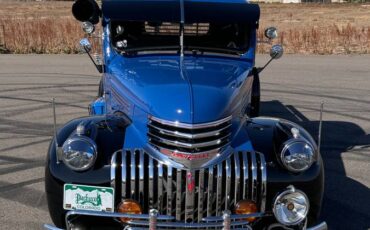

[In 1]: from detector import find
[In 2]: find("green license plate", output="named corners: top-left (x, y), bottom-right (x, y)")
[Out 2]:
top-left (63, 184), bottom-right (114, 212)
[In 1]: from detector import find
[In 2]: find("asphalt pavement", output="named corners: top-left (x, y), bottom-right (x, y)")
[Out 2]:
top-left (0, 54), bottom-right (369, 230)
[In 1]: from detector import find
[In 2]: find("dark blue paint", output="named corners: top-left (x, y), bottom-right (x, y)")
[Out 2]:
top-left (102, 0), bottom-right (260, 25)
top-left (96, 0), bottom-right (262, 152)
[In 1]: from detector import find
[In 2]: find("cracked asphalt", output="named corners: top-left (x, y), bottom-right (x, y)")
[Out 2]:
top-left (0, 54), bottom-right (369, 230)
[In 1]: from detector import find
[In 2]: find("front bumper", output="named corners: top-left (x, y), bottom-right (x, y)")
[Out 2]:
top-left (43, 209), bottom-right (327, 230)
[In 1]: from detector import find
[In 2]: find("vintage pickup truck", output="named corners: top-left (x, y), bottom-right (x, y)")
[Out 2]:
top-left (44, 0), bottom-right (327, 229)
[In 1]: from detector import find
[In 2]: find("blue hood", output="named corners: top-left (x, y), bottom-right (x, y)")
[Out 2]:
top-left (108, 55), bottom-right (253, 123)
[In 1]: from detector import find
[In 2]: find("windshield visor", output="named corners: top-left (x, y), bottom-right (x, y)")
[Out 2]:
top-left (110, 21), bottom-right (251, 55)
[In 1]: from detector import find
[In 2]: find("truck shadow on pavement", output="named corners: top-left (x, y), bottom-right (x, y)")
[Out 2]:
top-left (260, 100), bottom-right (370, 230)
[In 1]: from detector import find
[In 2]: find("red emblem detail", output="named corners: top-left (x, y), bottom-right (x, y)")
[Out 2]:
top-left (160, 149), bottom-right (210, 160)
top-left (187, 172), bottom-right (195, 193)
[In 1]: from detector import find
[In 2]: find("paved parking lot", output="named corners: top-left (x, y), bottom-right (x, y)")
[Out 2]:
top-left (0, 54), bottom-right (369, 229)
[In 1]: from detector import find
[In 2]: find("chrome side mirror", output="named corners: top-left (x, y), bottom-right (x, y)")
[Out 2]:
top-left (79, 38), bottom-right (92, 53)
top-left (82, 21), bottom-right (95, 35)
top-left (265, 27), bottom-right (278, 40)
top-left (270, 44), bottom-right (284, 59)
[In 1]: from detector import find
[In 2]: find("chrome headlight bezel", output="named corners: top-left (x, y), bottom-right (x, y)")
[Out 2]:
top-left (280, 139), bottom-right (316, 173)
top-left (61, 136), bottom-right (98, 171)
top-left (273, 186), bottom-right (309, 226)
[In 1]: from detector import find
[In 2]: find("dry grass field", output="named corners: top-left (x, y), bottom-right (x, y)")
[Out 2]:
top-left (0, 1), bottom-right (369, 54)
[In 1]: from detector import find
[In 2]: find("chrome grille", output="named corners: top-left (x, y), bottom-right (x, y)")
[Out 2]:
top-left (147, 116), bottom-right (232, 154)
top-left (111, 149), bottom-right (267, 223)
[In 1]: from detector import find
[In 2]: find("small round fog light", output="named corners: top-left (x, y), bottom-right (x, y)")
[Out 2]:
top-left (273, 186), bottom-right (309, 226)
top-left (235, 200), bottom-right (258, 222)
top-left (117, 199), bottom-right (142, 223)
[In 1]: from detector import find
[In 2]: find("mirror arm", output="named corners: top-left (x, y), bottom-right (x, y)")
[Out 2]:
top-left (84, 47), bottom-right (103, 73)
top-left (257, 39), bottom-right (272, 44)
top-left (257, 53), bottom-right (277, 74)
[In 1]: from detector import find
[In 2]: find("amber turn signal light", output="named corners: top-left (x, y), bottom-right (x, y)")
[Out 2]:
top-left (235, 200), bottom-right (258, 222)
top-left (117, 199), bottom-right (142, 223)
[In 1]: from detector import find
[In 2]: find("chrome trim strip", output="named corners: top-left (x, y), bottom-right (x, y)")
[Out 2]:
top-left (185, 171), bottom-right (195, 221)
top-left (202, 212), bottom-right (265, 221)
top-left (127, 220), bottom-right (249, 228)
top-left (176, 169), bottom-right (182, 220)
top-left (139, 150), bottom-right (144, 204)
top-left (110, 151), bottom-right (117, 190)
top-left (148, 133), bottom-right (230, 149)
top-left (207, 166), bottom-right (214, 217)
top-left (167, 166), bottom-right (173, 216)
top-left (242, 152), bottom-right (249, 198)
top-left (225, 158), bottom-right (231, 210)
top-left (198, 170), bottom-right (205, 221)
top-left (234, 152), bottom-right (240, 205)
top-left (65, 210), bottom-right (175, 222)
top-left (251, 152), bottom-right (257, 202)
top-left (131, 150), bottom-right (136, 199)
top-left (148, 123), bottom-right (231, 139)
top-left (149, 115), bottom-right (232, 129)
top-left (259, 153), bottom-right (267, 212)
top-left (121, 151), bottom-right (127, 198)
top-left (150, 143), bottom-right (226, 156)
top-left (158, 162), bottom-right (163, 211)
top-left (307, 222), bottom-right (328, 230)
top-left (149, 156), bottom-right (154, 208)
top-left (216, 163), bottom-right (222, 216)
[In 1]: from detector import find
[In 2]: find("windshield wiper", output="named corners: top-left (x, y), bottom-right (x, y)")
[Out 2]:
top-left (120, 45), bottom-right (180, 54)
top-left (184, 46), bottom-right (243, 55)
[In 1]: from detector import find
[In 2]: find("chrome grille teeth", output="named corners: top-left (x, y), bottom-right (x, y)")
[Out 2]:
top-left (148, 116), bottom-right (232, 154)
top-left (111, 150), bottom-right (267, 224)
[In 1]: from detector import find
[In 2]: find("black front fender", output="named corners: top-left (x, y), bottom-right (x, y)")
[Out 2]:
top-left (246, 117), bottom-right (324, 226)
top-left (45, 115), bottom-right (129, 228)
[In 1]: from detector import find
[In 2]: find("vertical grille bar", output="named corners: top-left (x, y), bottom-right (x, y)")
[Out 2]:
top-left (121, 151), bottom-right (127, 197)
top-left (130, 151), bottom-right (136, 199)
top-left (234, 152), bottom-right (240, 206)
top-left (110, 151), bottom-right (117, 189)
top-left (242, 152), bottom-right (249, 198)
top-left (176, 169), bottom-right (182, 220)
top-left (207, 166), bottom-right (214, 217)
top-left (251, 152), bottom-right (258, 202)
top-left (225, 158), bottom-right (231, 210)
top-left (139, 150), bottom-right (145, 204)
top-left (185, 171), bottom-right (195, 221)
top-left (148, 156), bottom-right (154, 208)
top-left (158, 162), bottom-right (163, 211)
top-left (215, 163), bottom-right (222, 216)
top-left (198, 170), bottom-right (205, 221)
top-left (259, 153), bottom-right (267, 212)
top-left (167, 166), bottom-right (173, 216)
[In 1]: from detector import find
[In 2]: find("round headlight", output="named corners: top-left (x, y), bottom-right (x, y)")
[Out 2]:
top-left (273, 186), bottom-right (309, 226)
top-left (61, 136), bottom-right (97, 171)
top-left (281, 140), bottom-right (315, 172)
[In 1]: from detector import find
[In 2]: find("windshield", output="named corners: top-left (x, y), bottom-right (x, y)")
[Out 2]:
top-left (110, 21), bottom-right (251, 55)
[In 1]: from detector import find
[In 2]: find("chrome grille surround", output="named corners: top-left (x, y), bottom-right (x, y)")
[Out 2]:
top-left (111, 149), bottom-right (267, 228)
top-left (147, 116), bottom-right (232, 169)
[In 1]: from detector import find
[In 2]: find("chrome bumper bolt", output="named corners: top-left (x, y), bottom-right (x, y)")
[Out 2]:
top-left (222, 210), bottom-right (231, 230)
top-left (149, 209), bottom-right (159, 230)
